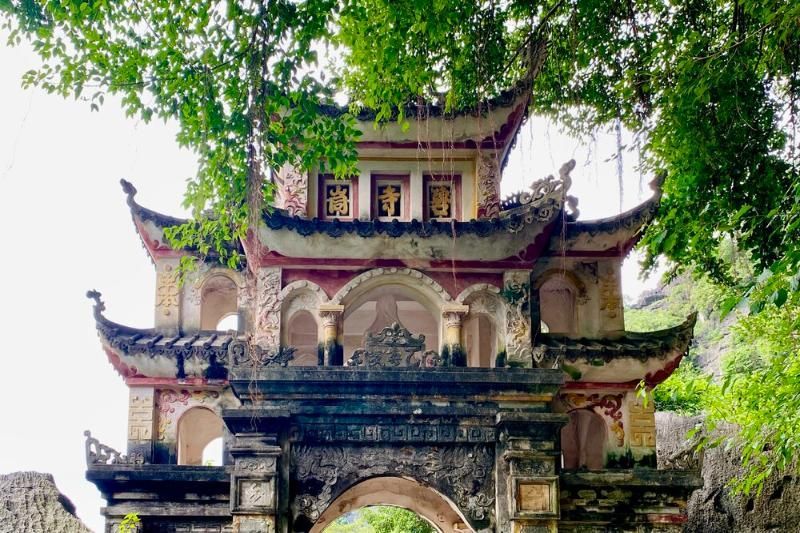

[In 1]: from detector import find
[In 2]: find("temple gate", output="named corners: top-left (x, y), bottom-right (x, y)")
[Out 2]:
top-left (84, 86), bottom-right (700, 532)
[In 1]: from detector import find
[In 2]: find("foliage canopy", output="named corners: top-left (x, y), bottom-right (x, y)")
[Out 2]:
top-left (2, 0), bottom-right (798, 289)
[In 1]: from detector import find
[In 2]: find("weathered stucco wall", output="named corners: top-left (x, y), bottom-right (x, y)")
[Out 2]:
top-left (0, 471), bottom-right (92, 533)
top-left (656, 412), bottom-right (800, 532)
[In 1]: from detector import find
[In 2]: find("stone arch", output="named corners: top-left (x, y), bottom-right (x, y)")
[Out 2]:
top-left (456, 284), bottom-right (506, 368)
top-left (334, 269), bottom-right (449, 354)
top-left (310, 477), bottom-right (471, 533)
top-left (176, 406), bottom-right (224, 466)
top-left (561, 409), bottom-right (607, 471)
top-left (279, 280), bottom-right (329, 350)
top-left (533, 270), bottom-right (585, 335)
top-left (331, 268), bottom-right (452, 307)
top-left (192, 269), bottom-right (245, 331)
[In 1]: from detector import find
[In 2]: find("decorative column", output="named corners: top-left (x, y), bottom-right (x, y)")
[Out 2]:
top-left (476, 150), bottom-right (501, 219)
top-left (255, 267), bottom-right (282, 350)
top-left (127, 386), bottom-right (156, 463)
top-left (503, 270), bottom-right (533, 367)
top-left (318, 303), bottom-right (344, 366)
top-left (598, 260), bottom-right (625, 335)
top-left (154, 259), bottom-right (181, 334)
top-left (442, 304), bottom-right (469, 366)
top-left (496, 412), bottom-right (566, 533)
top-left (230, 434), bottom-right (282, 533)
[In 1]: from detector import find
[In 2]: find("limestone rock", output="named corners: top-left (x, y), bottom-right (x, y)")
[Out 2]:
top-left (656, 412), bottom-right (800, 533)
top-left (0, 471), bottom-right (92, 533)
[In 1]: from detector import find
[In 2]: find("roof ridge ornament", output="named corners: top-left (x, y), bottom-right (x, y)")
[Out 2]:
top-left (500, 159), bottom-right (578, 215)
top-left (86, 289), bottom-right (106, 320)
top-left (120, 179), bottom-right (138, 208)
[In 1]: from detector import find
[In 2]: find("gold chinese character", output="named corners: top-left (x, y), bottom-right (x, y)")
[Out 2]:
top-left (326, 184), bottom-right (349, 216)
top-left (378, 185), bottom-right (400, 216)
top-left (429, 185), bottom-right (452, 218)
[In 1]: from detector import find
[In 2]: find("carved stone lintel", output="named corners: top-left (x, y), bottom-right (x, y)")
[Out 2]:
top-left (291, 444), bottom-right (495, 526)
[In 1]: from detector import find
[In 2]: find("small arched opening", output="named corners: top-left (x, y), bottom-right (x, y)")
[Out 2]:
top-left (463, 314), bottom-right (497, 368)
top-left (343, 286), bottom-right (439, 358)
top-left (200, 275), bottom-right (239, 331)
top-left (311, 477), bottom-right (470, 533)
top-left (287, 310), bottom-right (320, 366)
top-left (176, 407), bottom-right (224, 466)
top-left (538, 275), bottom-right (577, 335)
top-left (561, 409), bottom-right (607, 471)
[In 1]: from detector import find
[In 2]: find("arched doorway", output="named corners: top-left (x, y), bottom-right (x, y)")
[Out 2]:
top-left (176, 406), bottom-right (224, 466)
top-left (311, 477), bottom-right (471, 533)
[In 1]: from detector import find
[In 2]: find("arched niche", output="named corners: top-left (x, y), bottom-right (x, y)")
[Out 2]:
top-left (311, 477), bottom-right (470, 533)
top-left (535, 272), bottom-right (582, 335)
top-left (176, 407), bottom-right (224, 466)
top-left (456, 286), bottom-right (506, 368)
top-left (287, 310), bottom-right (320, 366)
top-left (342, 285), bottom-right (440, 358)
top-left (200, 274), bottom-right (239, 331)
top-left (561, 409), bottom-right (607, 471)
top-left (279, 281), bottom-right (328, 365)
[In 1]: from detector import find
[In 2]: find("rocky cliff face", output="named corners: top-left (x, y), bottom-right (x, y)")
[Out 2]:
top-left (0, 471), bottom-right (92, 533)
top-left (656, 412), bottom-right (800, 533)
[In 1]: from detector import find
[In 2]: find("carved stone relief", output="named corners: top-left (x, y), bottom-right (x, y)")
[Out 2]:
top-left (128, 389), bottom-right (155, 441)
top-left (275, 163), bottom-right (308, 217)
top-left (476, 151), bottom-right (501, 219)
top-left (291, 444), bottom-right (495, 527)
top-left (156, 264), bottom-right (180, 317)
top-left (155, 389), bottom-right (222, 441)
top-left (504, 271), bottom-right (533, 365)
top-left (628, 397), bottom-right (656, 448)
top-left (256, 268), bottom-right (282, 349)
top-left (598, 264), bottom-right (622, 320)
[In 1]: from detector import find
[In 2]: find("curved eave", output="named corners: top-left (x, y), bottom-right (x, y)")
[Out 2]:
top-left (120, 179), bottom-right (242, 265)
top-left (256, 198), bottom-right (563, 262)
top-left (325, 82), bottom-right (531, 164)
top-left (87, 290), bottom-right (235, 381)
top-left (539, 312), bottom-right (696, 386)
top-left (549, 193), bottom-right (660, 257)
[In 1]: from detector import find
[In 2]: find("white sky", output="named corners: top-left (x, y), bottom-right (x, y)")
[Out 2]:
top-left (0, 38), bottom-right (660, 531)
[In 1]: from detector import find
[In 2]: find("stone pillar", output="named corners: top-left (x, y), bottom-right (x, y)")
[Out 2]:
top-left (442, 304), bottom-right (469, 366)
top-left (503, 270), bottom-right (533, 367)
top-left (318, 303), bottom-right (344, 366)
top-left (496, 412), bottom-right (566, 533)
top-left (127, 386), bottom-right (156, 462)
top-left (230, 434), bottom-right (281, 533)
top-left (476, 150), bottom-right (501, 219)
top-left (255, 267), bottom-right (282, 350)
top-left (154, 259), bottom-right (181, 333)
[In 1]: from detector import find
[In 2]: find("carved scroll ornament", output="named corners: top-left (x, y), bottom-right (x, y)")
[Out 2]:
top-left (345, 323), bottom-right (442, 368)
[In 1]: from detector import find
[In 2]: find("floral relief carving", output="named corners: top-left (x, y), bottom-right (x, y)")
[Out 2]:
top-left (560, 393), bottom-right (625, 447)
top-left (275, 164), bottom-right (308, 217)
top-left (256, 268), bottom-right (282, 348)
top-left (156, 389), bottom-right (221, 441)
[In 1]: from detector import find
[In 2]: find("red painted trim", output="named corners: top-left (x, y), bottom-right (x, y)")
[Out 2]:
top-left (560, 381), bottom-right (638, 391)
top-left (371, 174), bottom-right (411, 220)
top-left (423, 174), bottom-right (462, 221)
top-left (646, 514), bottom-right (688, 524)
top-left (253, 252), bottom-right (535, 270)
top-left (544, 248), bottom-right (624, 258)
top-left (318, 174), bottom-right (359, 221)
top-left (104, 347), bottom-right (141, 379)
top-left (124, 377), bottom-right (228, 388)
